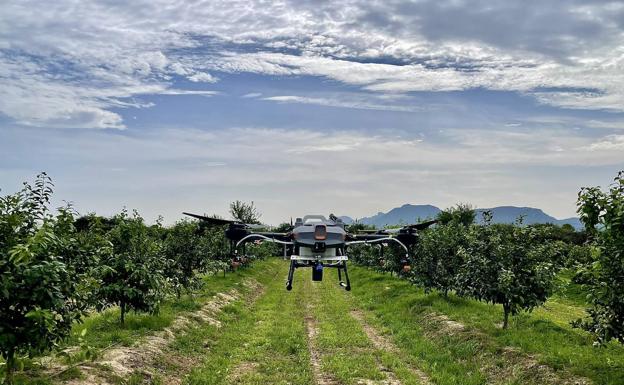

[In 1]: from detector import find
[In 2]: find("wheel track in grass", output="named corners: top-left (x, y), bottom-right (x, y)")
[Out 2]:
top-left (304, 306), bottom-right (341, 385)
top-left (184, 259), bottom-right (314, 385)
top-left (158, 279), bottom-right (267, 385)
top-left (303, 274), bottom-right (414, 385)
top-left (350, 310), bottom-right (431, 385)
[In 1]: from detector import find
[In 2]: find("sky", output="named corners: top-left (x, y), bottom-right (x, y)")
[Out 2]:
top-left (1, 0), bottom-right (624, 225)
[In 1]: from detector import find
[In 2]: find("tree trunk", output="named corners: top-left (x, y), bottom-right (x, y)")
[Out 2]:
top-left (6, 349), bottom-right (15, 385)
top-left (120, 301), bottom-right (126, 325)
top-left (503, 303), bottom-right (510, 329)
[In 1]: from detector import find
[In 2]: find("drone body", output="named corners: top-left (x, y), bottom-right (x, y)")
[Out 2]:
top-left (183, 212), bottom-right (436, 291)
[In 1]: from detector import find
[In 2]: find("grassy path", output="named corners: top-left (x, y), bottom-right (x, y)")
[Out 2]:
top-left (161, 259), bottom-right (623, 385)
top-left (17, 258), bottom-right (623, 385)
top-left (181, 259), bottom-right (437, 385)
top-left (184, 259), bottom-right (623, 385)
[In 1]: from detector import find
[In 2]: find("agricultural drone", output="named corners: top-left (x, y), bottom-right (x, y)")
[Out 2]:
top-left (183, 212), bottom-right (436, 291)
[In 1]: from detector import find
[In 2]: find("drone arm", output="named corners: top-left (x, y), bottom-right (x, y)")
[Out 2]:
top-left (235, 233), bottom-right (293, 248)
top-left (346, 236), bottom-right (409, 254)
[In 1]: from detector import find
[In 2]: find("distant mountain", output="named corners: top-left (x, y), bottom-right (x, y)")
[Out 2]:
top-left (474, 207), bottom-right (582, 228)
top-left (340, 204), bottom-right (582, 229)
top-left (338, 215), bottom-right (355, 224)
top-left (341, 204), bottom-right (440, 228)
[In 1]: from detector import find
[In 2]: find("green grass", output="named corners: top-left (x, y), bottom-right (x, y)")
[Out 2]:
top-left (7, 259), bottom-right (624, 385)
top-left (551, 268), bottom-right (591, 307)
top-left (184, 258), bottom-right (314, 385)
top-left (2, 263), bottom-right (262, 385)
top-left (182, 260), bottom-right (437, 385)
top-left (348, 265), bottom-right (624, 385)
top-left (67, 272), bottom-right (247, 350)
top-left (305, 277), bottom-right (385, 384)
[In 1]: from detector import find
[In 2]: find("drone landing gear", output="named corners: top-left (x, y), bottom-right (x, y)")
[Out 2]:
top-left (285, 258), bottom-right (351, 291)
top-left (286, 259), bottom-right (295, 291)
top-left (337, 261), bottom-right (351, 291)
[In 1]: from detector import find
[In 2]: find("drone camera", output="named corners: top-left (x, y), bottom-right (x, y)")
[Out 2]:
top-left (312, 241), bottom-right (326, 253)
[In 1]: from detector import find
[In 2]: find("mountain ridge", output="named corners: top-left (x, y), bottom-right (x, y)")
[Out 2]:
top-left (339, 204), bottom-right (582, 229)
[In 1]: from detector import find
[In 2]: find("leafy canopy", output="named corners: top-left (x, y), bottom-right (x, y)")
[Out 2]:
top-left (574, 170), bottom-right (624, 344)
top-left (0, 174), bottom-right (93, 381)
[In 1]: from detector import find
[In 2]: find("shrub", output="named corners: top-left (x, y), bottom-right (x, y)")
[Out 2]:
top-left (456, 223), bottom-right (558, 328)
top-left (0, 174), bottom-right (89, 383)
top-left (436, 203), bottom-right (475, 226)
top-left (163, 220), bottom-right (216, 296)
top-left (412, 223), bottom-right (468, 295)
top-left (95, 210), bottom-right (166, 324)
top-left (573, 171), bottom-right (624, 344)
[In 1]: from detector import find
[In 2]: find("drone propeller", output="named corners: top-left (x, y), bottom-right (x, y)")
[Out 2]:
top-left (246, 223), bottom-right (268, 230)
top-left (406, 219), bottom-right (438, 230)
top-left (183, 212), bottom-right (236, 225)
top-left (183, 212), bottom-right (268, 230)
top-left (384, 220), bottom-right (438, 233)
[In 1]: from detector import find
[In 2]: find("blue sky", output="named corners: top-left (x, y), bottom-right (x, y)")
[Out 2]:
top-left (1, 0), bottom-right (624, 224)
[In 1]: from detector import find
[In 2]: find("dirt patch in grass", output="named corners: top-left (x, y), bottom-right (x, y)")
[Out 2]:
top-left (154, 279), bottom-right (268, 385)
top-left (350, 310), bottom-right (430, 385)
top-left (305, 310), bottom-right (340, 385)
top-left (96, 290), bottom-right (240, 377)
top-left (227, 361), bottom-right (260, 383)
top-left (56, 281), bottom-right (264, 385)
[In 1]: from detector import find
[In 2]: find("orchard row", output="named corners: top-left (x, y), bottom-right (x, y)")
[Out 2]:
top-left (350, 171), bottom-right (624, 344)
top-left (0, 173), bottom-right (273, 381)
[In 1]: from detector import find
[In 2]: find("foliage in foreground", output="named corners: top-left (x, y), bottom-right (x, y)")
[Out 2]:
top-left (1, 174), bottom-right (267, 382)
top-left (574, 171), bottom-right (624, 345)
top-left (0, 174), bottom-right (93, 382)
top-left (349, 167), bottom-right (624, 342)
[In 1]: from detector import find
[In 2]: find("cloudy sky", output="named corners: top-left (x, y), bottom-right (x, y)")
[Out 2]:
top-left (1, 0), bottom-right (623, 224)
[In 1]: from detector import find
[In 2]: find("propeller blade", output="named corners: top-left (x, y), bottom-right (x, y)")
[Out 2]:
top-left (183, 212), bottom-right (271, 230)
top-left (246, 223), bottom-right (268, 230)
top-left (183, 212), bottom-right (235, 226)
top-left (378, 220), bottom-right (438, 233)
top-left (407, 219), bottom-right (438, 230)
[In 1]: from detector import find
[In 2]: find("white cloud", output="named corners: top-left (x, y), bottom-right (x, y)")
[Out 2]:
top-left (587, 135), bottom-right (624, 151)
top-left (158, 89), bottom-right (218, 96)
top-left (241, 92), bottom-right (262, 98)
top-left (1, 0), bottom-right (624, 128)
top-left (188, 72), bottom-right (218, 83)
top-left (208, 52), bottom-right (624, 111)
top-left (262, 95), bottom-right (423, 112)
